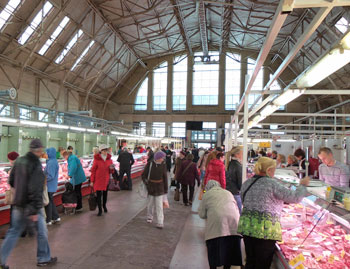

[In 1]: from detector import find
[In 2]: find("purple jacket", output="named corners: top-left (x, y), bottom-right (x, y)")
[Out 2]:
top-left (178, 160), bottom-right (200, 187)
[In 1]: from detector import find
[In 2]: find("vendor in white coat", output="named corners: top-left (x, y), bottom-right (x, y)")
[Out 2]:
top-left (198, 180), bottom-right (243, 269)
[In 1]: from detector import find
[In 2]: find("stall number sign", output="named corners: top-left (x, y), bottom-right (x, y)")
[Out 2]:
top-left (259, 142), bottom-right (271, 148)
top-left (334, 191), bottom-right (344, 203)
top-left (289, 253), bottom-right (305, 269)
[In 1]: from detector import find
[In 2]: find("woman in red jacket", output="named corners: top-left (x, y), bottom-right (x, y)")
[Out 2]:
top-left (204, 152), bottom-right (226, 189)
top-left (90, 144), bottom-right (114, 216)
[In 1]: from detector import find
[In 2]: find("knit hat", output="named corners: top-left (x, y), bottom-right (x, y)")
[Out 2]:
top-left (7, 151), bottom-right (19, 161)
top-left (154, 151), bottom-right (166, 161)
top-left (99, 144), bottom-right (108, 152)
top-left (30, 139), bottom-right (43, 150)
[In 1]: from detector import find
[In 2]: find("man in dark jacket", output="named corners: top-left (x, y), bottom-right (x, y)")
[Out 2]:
top-left (0, 139), bottom-right (57, 268)
top-left (146, 147), bottom-right (154, 163)
top-left (118, 148), bottom-right (135, 190)
top-left (225, 147), bottom-right (243, 214)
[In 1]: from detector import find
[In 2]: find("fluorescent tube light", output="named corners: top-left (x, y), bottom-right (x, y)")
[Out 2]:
top-left (20, 120), bottom-right (47, 127)
top-left (273, 89), bottom-right (305, 106)
top-left (260, 104), bottom-right (279, 118)
top-left (86, 128), bottom-right (100, 133)
top-left (276, 139), bottom-right (296, 142)
top-left (0, 117), bottom-right (18, 123)
top-left (70, 126), bottom-right (86, 132)
top-left (48, 124), bottom-right (69, 129)
top-left (252, 139), bottom-right (273, 143)
top-left (270, 131), bottom-right (285, 135)
top-left (296, 32), bottom-right (350, 88)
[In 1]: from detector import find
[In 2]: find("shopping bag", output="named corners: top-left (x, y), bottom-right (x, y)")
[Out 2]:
top-left (170, 179), bottom-right (177, 187)
top-left (174, 189), bottom-right (180, 201)
top-left (137, 182), bottom-right (148, 199)
top-left (4, 187), bottom-right (15, 205)
top-left (43, 184), bottom-right (49, 206)
top-left (163, 194), bottom-right (170, 208)
top-left (88, 189), bottom-right (97, 211)
top-left (198, 188), bottom-right (205, 200)
top-left (108, 178), bottom-right (120, 191)
top-left (62, 182), bottom-right (77, 206)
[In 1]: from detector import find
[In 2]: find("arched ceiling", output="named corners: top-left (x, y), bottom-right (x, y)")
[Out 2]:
top-left (0, 0), bottom-right (349, 112)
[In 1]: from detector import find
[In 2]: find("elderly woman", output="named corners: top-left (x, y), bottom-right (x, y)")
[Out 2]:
top-left (199, 180), bottom-right (242, 269)
top-left (142, 151), bottom-right (168, 229)
top-left (238, 157), bottom-right (310, 269)
top-left (225, 146), bottom-right (244, 214)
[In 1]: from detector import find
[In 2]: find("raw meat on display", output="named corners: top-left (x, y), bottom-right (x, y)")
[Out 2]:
top-left (280, 203), bottom-right (350, 268)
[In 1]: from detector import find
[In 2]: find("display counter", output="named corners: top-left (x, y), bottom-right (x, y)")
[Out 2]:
top-left (0, 153), bottom-right (147, 226)
top-left (273, 171), bottom-right (350, 268)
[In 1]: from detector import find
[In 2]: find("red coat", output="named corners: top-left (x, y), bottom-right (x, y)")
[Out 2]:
top-left (91, 154), bottom-right (113, 191)
top-left (204, 159), bottom-right (226, 189)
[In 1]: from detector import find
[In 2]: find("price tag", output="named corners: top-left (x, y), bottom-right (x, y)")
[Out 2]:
top-left (329, 254), bottom-right (335, 264)
top-left (289, 253), bottom-right (305, 268)
top-left (316, 255), bottom-right (323, 261)
top-left (345, 234), bottom-right (350, 240)
top-left (341, 250), bottom-right (346, 258)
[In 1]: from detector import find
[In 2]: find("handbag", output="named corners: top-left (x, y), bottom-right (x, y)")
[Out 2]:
top-left (4, 187), bottom-right (15, 205)
top-left (174, 189), bottom-right (180, 201)
top-left (88, 188), bottom-right (97, 211)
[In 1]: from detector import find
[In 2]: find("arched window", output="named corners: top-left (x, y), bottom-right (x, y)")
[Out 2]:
top-left (193, 51), bottom-right (219, 105)
top-left (153, 62), bottom-right (168, 111)
top-left (225, 53), bottom-right (241, 110)
top-left (135, 77), bottom-right (148, 111)
top-left (173, 56), bottom-right (187, 110)
top-left (247, 58), bottom-right (264, 108)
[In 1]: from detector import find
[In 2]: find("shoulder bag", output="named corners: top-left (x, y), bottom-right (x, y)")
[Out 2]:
top-left (242, 176), bottom-right (263, 203)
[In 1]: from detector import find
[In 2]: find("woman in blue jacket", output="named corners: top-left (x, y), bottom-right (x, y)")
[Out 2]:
top-left (63, 151), bottom-right (86, 211)
top-left (44, 148), bottom-right (60, 225)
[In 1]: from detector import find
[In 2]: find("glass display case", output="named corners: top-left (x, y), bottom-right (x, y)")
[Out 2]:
top-left (273, 172), bottom-right (350, 268)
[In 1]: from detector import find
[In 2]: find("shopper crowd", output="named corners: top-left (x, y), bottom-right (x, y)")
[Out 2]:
top-left (2, 139), bottom-right (350, 269)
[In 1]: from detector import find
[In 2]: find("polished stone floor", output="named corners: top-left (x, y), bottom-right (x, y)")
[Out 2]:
top-left (0, 178), bottom-right (212, 269)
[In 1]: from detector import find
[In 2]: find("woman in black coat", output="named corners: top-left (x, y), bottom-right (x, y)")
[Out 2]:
top-left (225, 146), bottom-right (243, 214)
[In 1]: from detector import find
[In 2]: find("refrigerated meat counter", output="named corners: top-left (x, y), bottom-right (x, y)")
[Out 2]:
top-left (0, 153), bottom-right (148, 225)
top-left (273, 169), bottom-right (350, 268)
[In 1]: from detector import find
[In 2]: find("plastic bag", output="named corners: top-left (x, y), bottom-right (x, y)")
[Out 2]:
top-left (137, 181), bottom-right (148, 199)
top-left (163, 194), bottom-right (170, 208)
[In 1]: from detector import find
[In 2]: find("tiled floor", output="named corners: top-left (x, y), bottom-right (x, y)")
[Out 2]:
top-left (0, 179), bottom-right (212, 269)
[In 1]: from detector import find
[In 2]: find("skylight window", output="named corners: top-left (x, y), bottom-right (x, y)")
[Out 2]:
top-left (0, 0), bottom-right (21, 31)
top-left (18, 1), bottom-right (53, 45)
top-left (335, 17), bottom-right (349, 34)
top-left (55, 29), bottom-right (83, 64)
top-left (38, 16), bottom-right (69, 55)
top-left (71, 40), bottom-right (95, 70)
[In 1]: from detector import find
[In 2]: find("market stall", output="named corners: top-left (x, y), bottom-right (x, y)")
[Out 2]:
top-left (273, 172), bottom-right (350, 268)
top-left (0, 153), bottom-right (147, 226)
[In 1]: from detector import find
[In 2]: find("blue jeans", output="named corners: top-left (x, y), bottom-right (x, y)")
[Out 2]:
top-left (200, 170), bottom-right (205, 183)
top-left (234, 195), bottom-right (242, 215)
top-left (1, 207), bottom-right (51, 265)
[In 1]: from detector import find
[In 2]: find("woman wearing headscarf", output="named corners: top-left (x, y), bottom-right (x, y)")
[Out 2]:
top-left (225, 146), bottom-right (243, 214)
top-left (199, 180), bottom-right (242, 269)
top-left (238, 157), bottom-right (310, 269)
top-left (142, 151), bottom-right (168, 229)
top-left (178, 154), bottom-right (200, 206)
